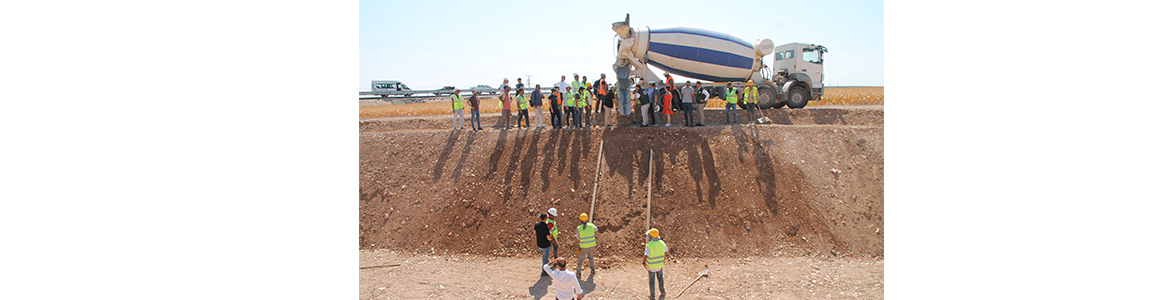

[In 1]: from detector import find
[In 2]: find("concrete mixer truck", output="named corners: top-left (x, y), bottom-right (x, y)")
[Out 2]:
top-left (611, 14), bottom-right (826, 109)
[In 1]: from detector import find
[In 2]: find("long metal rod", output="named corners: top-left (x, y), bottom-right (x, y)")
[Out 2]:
top-left (646, 149), bottom-right (653, 231)
top-left (589, 141), bottom-right (604, 223)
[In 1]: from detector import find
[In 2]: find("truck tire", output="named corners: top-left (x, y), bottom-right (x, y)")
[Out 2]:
top-left (787, 86), bottom-right (809, 109)
top-left (758, 86), bottom-right (779, 109)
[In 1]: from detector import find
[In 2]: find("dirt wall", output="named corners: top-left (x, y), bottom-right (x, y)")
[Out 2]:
top-left (360, 120), bottom-right (883, 260)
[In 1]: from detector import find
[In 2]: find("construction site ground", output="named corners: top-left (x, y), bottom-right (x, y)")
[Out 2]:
top-left (360, 104), bottom-right (884, 299)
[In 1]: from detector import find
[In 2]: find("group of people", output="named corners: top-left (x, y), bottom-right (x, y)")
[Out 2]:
top-left (536, 209), bottom-right (670, 299)
top-left (448, 72), bottom-right (763, 130)
top-left (633, 72), bottom-right (762, 127)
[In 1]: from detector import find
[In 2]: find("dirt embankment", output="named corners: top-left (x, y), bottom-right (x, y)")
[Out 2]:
top-left (360, 110), bottom-right (883, 260)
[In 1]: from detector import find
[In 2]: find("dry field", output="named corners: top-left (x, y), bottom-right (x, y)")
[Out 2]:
top-left (813, 86), bottom-right (884, 106)
top-left (359, 86), bottom-right (883, 117)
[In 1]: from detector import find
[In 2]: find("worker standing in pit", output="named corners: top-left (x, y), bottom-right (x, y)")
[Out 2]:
top-left (575, 213), bottom-right (597, 276)
top-left (694, 82), bottom-right (709, 126)
top-left (450, 88), bottom-right (465, 130)
top-left (543, 258), bottom-right (584, 300)
top-left (535, 212), bottom-right (553, 276)
top-left (516, 88), bottom-right (530, 129)
top-left (744, 80), bottom-right (760, 123)
top-left (644, 228), bottom-right (669, 299)
top-left (724, 82), bottom-right (740, 124)
top-left (547, 208), bottom-right (560, 257)
top-left (531, 84), bottom-right (544, 129)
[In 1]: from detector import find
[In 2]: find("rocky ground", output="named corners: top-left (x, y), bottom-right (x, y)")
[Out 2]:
top-left (360, 249), bottom-right (883, 299)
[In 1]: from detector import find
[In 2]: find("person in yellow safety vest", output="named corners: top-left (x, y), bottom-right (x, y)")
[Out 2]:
top-left (582, 83), bottom-right (594, 127)
top-left (744, 80), bottom-right (760, 123)
top-left (577, 87), bottom-right (591, 128)
top-left (516, 88), bottom-right (530, 128)
top-left (566, 73), bottom-right (581, 128)
top-left (546, 208), bottom-right (559, 257)
top-left (575, 213), bottom-right (597, 276)
top-left (724, 82), bottom-right (740, 124)
top-left (450, 89), bottom-right (465, 130)
top-left (643, 228), bottom-right (669, 298)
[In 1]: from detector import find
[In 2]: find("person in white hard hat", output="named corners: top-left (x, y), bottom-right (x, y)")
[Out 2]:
top-left (498, 78), bottom-right (510, 95)
top-left (546, 208), bottom-right (560, 257)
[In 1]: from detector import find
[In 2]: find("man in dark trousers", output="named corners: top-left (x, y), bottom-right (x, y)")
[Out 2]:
top-left (549, 89), bottom-right (563, 129)
top-left (535, 213), bottom-right (553, 276)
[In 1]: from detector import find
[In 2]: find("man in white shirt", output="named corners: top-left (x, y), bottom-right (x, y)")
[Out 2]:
top-left (542, 257), bottom-right (584, 300)
top-left (498, 78), bottom-right (510, 95)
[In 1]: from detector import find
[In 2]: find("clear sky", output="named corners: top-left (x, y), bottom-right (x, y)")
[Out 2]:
top-left (359, 0), bottom-right (883, 91)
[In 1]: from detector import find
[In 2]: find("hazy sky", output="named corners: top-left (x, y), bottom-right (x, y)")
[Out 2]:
top-left (359, 0), bottom-right (883, 91)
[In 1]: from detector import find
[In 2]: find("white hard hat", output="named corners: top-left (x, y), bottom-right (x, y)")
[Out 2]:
top-left (573, 73), bottom-right (579, 77)
top-left (547, 208), bottom-right (557, 216)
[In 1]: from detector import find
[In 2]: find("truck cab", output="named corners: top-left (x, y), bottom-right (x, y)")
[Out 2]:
top-left (772, 43), bottom-right (827, 108)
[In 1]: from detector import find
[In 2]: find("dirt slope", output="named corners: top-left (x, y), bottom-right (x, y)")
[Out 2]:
top-left (360, 110), bottom-right (882, 260)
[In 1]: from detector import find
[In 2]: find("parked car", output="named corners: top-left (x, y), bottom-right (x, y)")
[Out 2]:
top-left (434, 86), bottom-right (457, 96)
top-left (471, 84), bottom-right (496, 95)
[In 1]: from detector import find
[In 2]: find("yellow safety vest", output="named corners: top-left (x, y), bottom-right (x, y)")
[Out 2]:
top-left (646, 239), bottom-right (666, 270)
top-left (517, 94), bottom-right (528, 110)
top-left (546, 219), bottom-right (558, 239)
top-left (744, 87), bottom-right (758, 104)
top-left (571, 80), bottom-right (583, 103)
top-left (725, 88), bottom-right (738, 104)
top-left (451, 94), bottom-right (463, 110)
top-left (577, 223), bottom-right (597, 248)
top-left (578, 90), bottom-right (591, 108)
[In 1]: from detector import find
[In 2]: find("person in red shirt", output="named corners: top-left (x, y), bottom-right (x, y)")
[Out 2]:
top-left (500, 85), bottom-right (512, 129)
top-left (662, 89), bottom-right (674, 126)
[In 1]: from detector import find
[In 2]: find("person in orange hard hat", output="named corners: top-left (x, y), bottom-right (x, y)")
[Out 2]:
top-left (643, 228), bottom-right (669, 298)
top-left (575, 213), bottom-right (598, 276)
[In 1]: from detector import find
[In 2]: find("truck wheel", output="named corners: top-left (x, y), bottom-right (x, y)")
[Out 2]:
top-left (787, 86), bottom-right (809, 109)
top-left (758, 86), bottom-right (779, 109)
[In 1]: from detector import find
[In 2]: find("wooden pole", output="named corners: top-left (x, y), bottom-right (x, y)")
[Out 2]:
top-left (646, 149), bottom-right (653, 231)
top-left (589, 141), bottom-right (604, 223)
